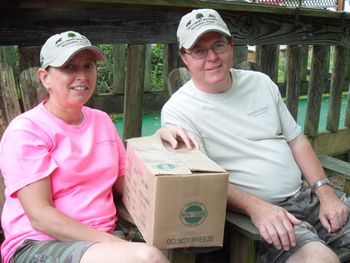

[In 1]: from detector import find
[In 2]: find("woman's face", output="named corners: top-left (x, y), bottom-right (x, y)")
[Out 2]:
top-left (39, 49), bottom-right (98, 109)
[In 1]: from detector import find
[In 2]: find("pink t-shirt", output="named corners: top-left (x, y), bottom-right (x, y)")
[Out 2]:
top-left (0, 102), bottom-right (125, 263)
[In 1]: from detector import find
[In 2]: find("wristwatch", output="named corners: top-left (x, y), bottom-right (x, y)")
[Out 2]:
top-left (311, 178), bottom-right (331, 194)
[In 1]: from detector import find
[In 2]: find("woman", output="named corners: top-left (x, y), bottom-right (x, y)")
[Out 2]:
top-left (0, 31), bottom-right (169, 263)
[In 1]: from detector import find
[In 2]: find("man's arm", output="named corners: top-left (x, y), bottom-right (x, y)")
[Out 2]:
top-left (288, 134), bottom-right (349, 232)
top-left (227, 182), bottom-right (301, 251)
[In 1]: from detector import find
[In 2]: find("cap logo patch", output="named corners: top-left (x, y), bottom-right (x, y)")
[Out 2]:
top-left (195, 13), bottom-right (204, 19)
top-left (186, 13), bottom-right (219, 32)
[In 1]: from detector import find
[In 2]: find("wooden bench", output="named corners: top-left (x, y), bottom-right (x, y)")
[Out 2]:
top-left (225, 155), bottom-right (350, 263)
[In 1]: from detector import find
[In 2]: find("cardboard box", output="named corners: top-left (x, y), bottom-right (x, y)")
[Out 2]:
top-left (122, 135), bottom-right (228, 249)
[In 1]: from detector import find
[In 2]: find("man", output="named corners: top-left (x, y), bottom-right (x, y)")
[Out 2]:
top-left (160, 8), bottom-right (350, 263)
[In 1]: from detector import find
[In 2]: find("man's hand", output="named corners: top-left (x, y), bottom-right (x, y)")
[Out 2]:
top-left (157, 125), bottom-right (199, 150)
top-left (318, 187), bottom-right (349, 233)
top-left (250, 202), bottom-right (302, 251)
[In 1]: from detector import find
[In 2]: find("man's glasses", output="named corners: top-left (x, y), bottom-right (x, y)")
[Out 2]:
top-left (184, 41), bottom-right (230, 59)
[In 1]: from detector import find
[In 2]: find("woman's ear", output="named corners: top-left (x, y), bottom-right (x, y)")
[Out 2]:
top-left (37, 68), bottom-right (49, 88)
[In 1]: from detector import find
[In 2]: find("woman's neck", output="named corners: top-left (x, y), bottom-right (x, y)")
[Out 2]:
top-left (44, 100), bottom-right (83, 125)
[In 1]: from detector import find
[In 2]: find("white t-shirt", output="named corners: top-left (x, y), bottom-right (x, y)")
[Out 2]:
top-left (161, 69), bottom-right (302, 203)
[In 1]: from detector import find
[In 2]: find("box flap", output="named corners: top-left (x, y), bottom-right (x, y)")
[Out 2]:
top-left (127, 135), bottom-right (227, 175)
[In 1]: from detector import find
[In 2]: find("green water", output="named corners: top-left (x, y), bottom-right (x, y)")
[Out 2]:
top-left (114, 114), bottom-right (161, 138)
top-left (114, 95), bottom-right (348, 138)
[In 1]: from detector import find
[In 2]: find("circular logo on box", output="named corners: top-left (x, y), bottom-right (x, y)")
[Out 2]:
top-left (179, 201), bottom-right (208, 227)
top-left (154, 163), bottom-right (176, 170)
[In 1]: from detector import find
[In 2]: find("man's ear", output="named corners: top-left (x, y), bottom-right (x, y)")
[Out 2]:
top-left (179, 52), bottom-right (189, 67)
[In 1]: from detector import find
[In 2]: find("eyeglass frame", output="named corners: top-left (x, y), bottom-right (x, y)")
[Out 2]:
top-left (181, 37), bottom-right (233, 59)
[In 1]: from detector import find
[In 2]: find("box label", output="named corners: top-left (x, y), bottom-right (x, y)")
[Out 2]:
top-left (179, 201), bottom-right (208, 227)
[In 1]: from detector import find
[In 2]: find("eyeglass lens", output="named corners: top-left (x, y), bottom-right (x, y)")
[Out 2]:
top-left (190, 42), bottom-right (228, 59)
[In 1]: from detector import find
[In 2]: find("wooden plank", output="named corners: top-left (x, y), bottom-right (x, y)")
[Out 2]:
top-left (318, 154), bottom-right (350, 176)
top-left (166, 249), bottom-right (196, 263)
top-left (304, 45), bottom-right (327, 137)
top-left (18, 46), bottom-right (40, 72)
top-left (4, 0), bottom-right (348, 18)
top-left (345, 91), bottom-right (350, 128)
top-left (233, 45), bottom-right (248, 67)
top-left (285, 45), bottom-right (302, 120)
top-left (230, 229), bottom-right (256, 263)
top-left (112, 44), bottom-right (127, 94)
top-left (300, 45), bottom-right (309, 82)
top-left (123, 45), bottom-right (145, 140)
top-left (19, 67), bottom-right (47, 111)
top-left (0, 62), bottom-right (21, 138)
top-left (144, 45), bottom-right (152, 92)
top-left (164, 44), bottom-right (183, 100)
top-left (226, 212), bottom-right (261, 240)
top-left (0, 4), bottom-right (349, 47)
top-left (259, 45), bottom-right (279, 82)
top-left (310, 128), bottom-right (350, 155)
top-left (327, 46), bottom-right (349, 132)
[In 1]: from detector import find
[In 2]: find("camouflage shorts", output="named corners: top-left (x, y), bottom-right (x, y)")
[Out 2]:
top-left (10, 230), bottom-right (126, 263)
top-left (257, 182), bottom-right (350, 263)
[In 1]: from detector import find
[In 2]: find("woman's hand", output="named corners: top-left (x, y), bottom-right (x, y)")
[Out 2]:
top-left (156, 125), bottom-right (199, 150)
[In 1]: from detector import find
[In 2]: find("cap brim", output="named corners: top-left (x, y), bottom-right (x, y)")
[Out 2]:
top-left (46, 46), bottom-right (106, 68)
top-left (182, 25), bottom-right (231, 49)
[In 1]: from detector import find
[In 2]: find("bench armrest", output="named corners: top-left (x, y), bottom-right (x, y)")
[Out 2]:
top-left (226, 212), bottom-right (261, 241)
top-left (318, 154), bottom-right (350, 195)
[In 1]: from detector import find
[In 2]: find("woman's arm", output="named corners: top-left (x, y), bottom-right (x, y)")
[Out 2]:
top-left (18, 176), bottom-right (124, 243)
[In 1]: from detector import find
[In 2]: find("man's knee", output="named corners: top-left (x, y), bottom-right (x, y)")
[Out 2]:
top-left (286, 242), bottom-right (340, 263)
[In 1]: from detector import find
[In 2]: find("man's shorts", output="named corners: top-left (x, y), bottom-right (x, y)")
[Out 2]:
top-left (257, 182), bottom-right (350, 263)
top-left (10, 230), bottom-right (126, 263)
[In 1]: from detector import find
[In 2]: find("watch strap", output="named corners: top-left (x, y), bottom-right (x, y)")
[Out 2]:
top-left (311, 178), bottom-right (331, 193)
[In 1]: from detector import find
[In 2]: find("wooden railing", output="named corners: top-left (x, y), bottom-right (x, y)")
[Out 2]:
top-left (1, 0), bottom-right (350, 143)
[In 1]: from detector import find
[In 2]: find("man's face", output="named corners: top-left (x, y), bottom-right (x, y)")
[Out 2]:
top-left (180, 31), bottom-right (233, 93)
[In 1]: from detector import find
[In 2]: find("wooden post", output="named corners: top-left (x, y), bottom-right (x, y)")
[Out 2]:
top-left (0, 62), bottom-right (21, 138)
top-left (233, 45), bottom-right (248, 67)
top-left (327, 46), bottom-right (348, 132)
top-left (324, 46), bottom-right (331, 84)
top-left (345, 86), bottom-right (350, 128)
top-left (123, 45), bottom-right (146, 140)
top-left (258, 45), bottom-right (279, 83)
top-left (286, 45), bottom-right (302, 120)
top-left (144, 44), bottom-right (152, 92)
top-left (164, 44), bottom-right (183, 100)
top-left (18, 46), bottom-right (40, 72)
top-left (337, 0), bottom-right (344, 11)
top-left (299, 45), bottom-right (309, 96)
top-left (112, 44), bottom-right (127, 94)
top-left (19, 67), bottom-right (47, 111)
top-left (304, 45), bottom-right (327, 137)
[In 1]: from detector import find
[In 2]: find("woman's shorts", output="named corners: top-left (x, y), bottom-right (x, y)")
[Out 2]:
top-left (10, 230), bottom-right (126, 263)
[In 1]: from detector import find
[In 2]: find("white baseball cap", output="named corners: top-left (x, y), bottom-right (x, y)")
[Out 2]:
top-left (177, 9), bottom-right (232, 49)
top-left (40, 31), bottom-right (106, 69)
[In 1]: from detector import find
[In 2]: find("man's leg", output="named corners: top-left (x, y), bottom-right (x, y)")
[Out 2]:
top-left (285, 242), bottom-right (339, 263)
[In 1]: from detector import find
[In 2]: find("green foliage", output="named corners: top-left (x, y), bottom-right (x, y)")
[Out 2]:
top-left (150, 44), bottom-right (165, 91)
top-left (96, 44), bottom-right (165, 94)
top-left (96, 44), bottom-right (113, 94)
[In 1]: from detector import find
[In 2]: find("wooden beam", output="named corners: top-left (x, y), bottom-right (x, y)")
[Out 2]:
top-left (310, 128), bottom-right (350, 155)
top-left (0, 2), bottom-right (349, 46)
